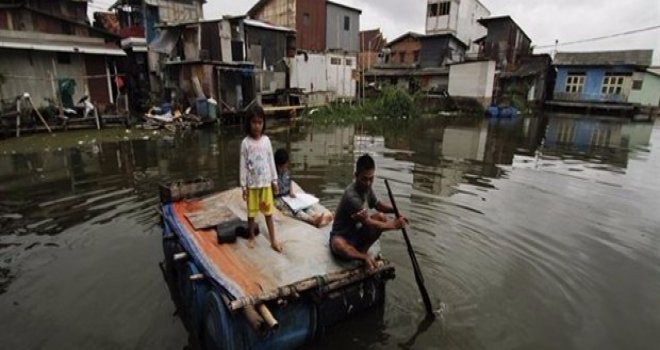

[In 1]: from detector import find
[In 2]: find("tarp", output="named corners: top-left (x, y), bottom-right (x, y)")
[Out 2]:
top-left (148, 28), bottom-right (182, 54)
top-left (164, 186), bottom-right (381, 306)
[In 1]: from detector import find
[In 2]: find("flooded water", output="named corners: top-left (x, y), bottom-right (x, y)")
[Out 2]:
top-left (1, 114), bottom-right (659, 349)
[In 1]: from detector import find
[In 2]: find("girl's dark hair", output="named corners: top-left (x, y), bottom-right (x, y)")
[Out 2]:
top-left (244, 103), bottom-right (266, 136)
top-left (274, 148), bottom-right (289, 166)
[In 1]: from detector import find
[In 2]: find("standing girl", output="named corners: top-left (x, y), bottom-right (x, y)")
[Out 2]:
top-left (239, 104), bottom-right (282, 253)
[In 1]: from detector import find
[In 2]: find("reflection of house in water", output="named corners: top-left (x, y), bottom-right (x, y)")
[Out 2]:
top-left (546, 117), bottom-right (625, 149)
top-left (283, 125), bottom-right (356, 195)
top-left (543, 115), bottom-right (654, 168)
top-left (403, 119), bottom-right (510, 196)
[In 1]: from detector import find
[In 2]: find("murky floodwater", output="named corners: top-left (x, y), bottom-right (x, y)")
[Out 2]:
top-left (1, 114), bottom-right (659, 350)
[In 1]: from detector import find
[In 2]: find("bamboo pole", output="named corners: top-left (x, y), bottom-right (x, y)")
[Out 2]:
top-left (15, 98), bottom-right (20, 138)
top-left (94, 107), bottom-right (101, 130)
top-left (27, 96), bottom-right (52, 133)
top-left (52, 59), bottom-right (65, 120)
top-left (257, 304), bottom-right (279, 330)
top-left (105, 60), bottom-right (114, 104)
top-left (242, 305), bottom-right (266, 333)
top-left (228, 260), bottom-right (393, 311)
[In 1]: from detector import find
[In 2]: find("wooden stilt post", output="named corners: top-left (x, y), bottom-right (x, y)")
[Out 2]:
top-left (52, 59), bottom-right (64, 120)
top-left (28, 96), bottom-right (52, 133)
top-left (94, 106), bottom-right (101, 130)
top-left (15, 97), bottom-right (20, 138)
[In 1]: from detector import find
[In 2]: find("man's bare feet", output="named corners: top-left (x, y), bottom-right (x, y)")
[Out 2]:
top-left (271, 241), bottom-right (283, 253)
top-left (364, 256), bottom-right (377, 273)
top-left (312, 214), bottom-right (324, 227)
top-left (320, 212), bottom-right (334, 227)
top-left (247, 238), bottom-right (256, 249)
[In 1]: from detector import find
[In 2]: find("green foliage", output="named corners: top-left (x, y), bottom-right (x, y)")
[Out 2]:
top-left (503, 81), bottom-right (532, 112)
top-left (305, 85), bottom-right (419, 123)
top-left (371, 85), bottom-right (418, 118)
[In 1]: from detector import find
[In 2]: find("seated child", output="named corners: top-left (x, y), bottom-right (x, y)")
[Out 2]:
top-left (273, 149), bottom-right (333, 227)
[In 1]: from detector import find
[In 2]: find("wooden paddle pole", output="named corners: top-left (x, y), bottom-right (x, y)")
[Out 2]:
top-left (384, 179), bottom-right (434, 316)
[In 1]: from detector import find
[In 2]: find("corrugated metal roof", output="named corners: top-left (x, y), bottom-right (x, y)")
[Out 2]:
top-left (554, 50), bottom-right (653, 67)
top-left (477, 15), bottom-right (532, 43)
top-left (326, 0), bottom-right (362, 14)
top-left (500, 54), bottom-right (551, 78)
top-left (386, 32), bottom-right (424, 48)
top-left (243, 18), bottom-right (295, 32)
top-left (247, 0), bottom-right (271, 17)
top-left (366, 67), bottom-right (448, 77)
top-left (0, 40), bottom-right (126, 56)
top-left (360, 29), bottom-right (385, 51)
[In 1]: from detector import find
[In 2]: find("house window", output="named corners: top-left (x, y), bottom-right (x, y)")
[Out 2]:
top-left (601, 73), bottom-right (627, 95)
top-left (57, 52), bottom-right (72, 64)
top-left (345, 58), bottom-right (353, 66)
top-left (565, 73), bottom-right (585, 93)
top-left (331, 57), bottom-right (341, 65)
top-left (302, 13), bottom-right (310, 25)
top-left (632, 80), bottom-right (643, 90)
top-left (438, 1), bottom-right (451, 16)
top-left (413, 50), bottom-right (420, 62)
top-left (344, 16), bottom-right (350, 31)
top-left (428, 3), bottom-right (438, 17)
top-left (399, 52), bottom-right (405, 63)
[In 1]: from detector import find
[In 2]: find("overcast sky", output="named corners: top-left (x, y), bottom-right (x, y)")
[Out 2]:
top-left (200, 0), bottom-right (660, 64)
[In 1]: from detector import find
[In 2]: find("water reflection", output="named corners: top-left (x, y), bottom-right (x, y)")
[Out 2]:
top-left (0, 115), bottom-right (657, 349)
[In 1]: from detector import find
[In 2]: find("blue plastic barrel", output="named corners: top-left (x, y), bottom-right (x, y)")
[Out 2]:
top-left (162, 222), bottom-right (181, 278)
top-left (202, 289), bottom-right (316, 350)
top-left (203, 289), bottom-right (241, 350)
top-left (181, 261), bottom-right (209, 336)
top-left (196, 98), bottom-right (209, 119)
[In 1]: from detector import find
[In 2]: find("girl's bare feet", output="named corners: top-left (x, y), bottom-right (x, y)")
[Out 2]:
top-left (271, 241), bottom-right (283, 253)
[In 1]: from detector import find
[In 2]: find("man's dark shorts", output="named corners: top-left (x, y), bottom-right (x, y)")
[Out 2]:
top-left (329, 225), bottom-right (371, 261)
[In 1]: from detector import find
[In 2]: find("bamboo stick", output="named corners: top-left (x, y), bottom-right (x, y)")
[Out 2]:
top-left (228, 260), bottom-right (392, 311)
top-left (173, 252), bottom-right (188, 261)
top-left (94, 107), bottom-right (101, 130)
top-left (242, 305), bottom-right (265, 333)
top-left (257, 304), bottom-right (279, 330)
top-left (15, 98), bottom-right (20, 137)
top-left (28, 97), bottom-right (52, 133)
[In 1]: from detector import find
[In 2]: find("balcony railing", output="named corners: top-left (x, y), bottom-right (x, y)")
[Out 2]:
top-left (554, 92), bottom-right (629, 103)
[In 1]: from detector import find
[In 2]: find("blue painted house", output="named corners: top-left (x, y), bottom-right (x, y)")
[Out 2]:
top-left (553, 50), bottom-right (653, 103)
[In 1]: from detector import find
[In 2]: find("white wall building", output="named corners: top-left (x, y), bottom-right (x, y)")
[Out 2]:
top-left (629, 68), bottom-right (660, 107)
top-left (289, 52), bottom-right (357, 104)
top-left (448, 60), bottom-right (496, 106)
top-left (425, 0), bottom-right (490, 55)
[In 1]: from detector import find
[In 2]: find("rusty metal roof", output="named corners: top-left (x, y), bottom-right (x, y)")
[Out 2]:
top-left (386, 32), bottom-right (424, 48)
top-left (360, 29), bottom-right (385, 51)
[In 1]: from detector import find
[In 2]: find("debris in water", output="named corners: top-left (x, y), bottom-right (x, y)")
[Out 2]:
top-left (0, 214), bottom-right (23, 220)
